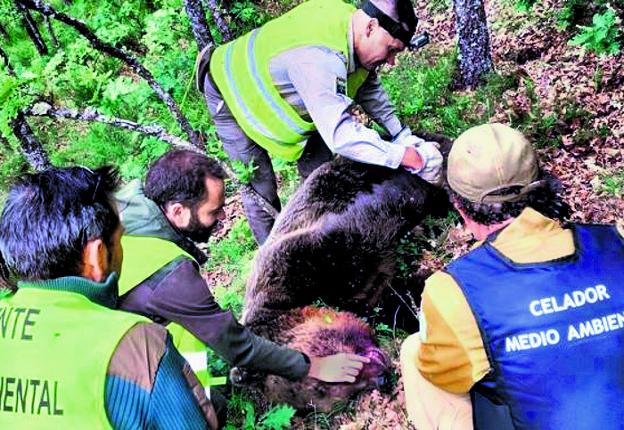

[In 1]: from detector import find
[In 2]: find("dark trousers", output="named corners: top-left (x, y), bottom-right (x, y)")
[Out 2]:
top-left (203, 74), bottom-right (332, 244)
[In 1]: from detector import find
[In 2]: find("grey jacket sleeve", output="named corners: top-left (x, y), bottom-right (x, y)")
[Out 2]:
top-left (121, 258), bottom-right (310, 381)
top-left (353, 72), bottom-right (403, 137)
top-left (287, 47), bottom-right (406, 169)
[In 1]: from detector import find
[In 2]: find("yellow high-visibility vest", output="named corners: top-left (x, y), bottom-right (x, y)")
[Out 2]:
top-left (210, 0), bottom-right (369, 161)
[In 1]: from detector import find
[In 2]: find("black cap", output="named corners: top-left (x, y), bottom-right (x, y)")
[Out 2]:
top-left (361, 0), bottom-right (417, 46)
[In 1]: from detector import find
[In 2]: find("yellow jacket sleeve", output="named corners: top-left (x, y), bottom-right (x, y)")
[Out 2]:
top-left (417, 271), bottom-right (490, 393)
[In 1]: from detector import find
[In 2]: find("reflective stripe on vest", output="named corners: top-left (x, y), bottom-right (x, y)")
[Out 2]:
top-left (168, 323), bottom-right (227, 390)
top-left (446, 225), bottom-right (624, 429)
top-left (0, 288), bottom-right (147, 429)
top-left (118, 235), bottom-right (225, 388)
top-left (210, 0), bottom-right (369, 161)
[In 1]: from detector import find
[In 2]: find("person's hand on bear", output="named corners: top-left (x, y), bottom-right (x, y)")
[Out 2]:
top-left (307, 353), bottom-right (371, 383)
top-left (394, 127), bottom-right (443, 186)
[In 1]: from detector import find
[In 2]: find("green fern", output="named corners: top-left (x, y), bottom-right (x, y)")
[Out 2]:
top-left (570, 9), bottom-right (621, 55)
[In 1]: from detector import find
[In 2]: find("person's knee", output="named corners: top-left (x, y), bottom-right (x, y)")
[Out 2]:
top-left (400, 333), bottom-right (422, 368)
top-left (209, 387), bottom-right (228, 429)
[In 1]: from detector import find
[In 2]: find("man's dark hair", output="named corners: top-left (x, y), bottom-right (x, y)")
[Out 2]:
top-left (448, 172), bottom-right (572, 226)
top-left (0, 251), bottom-right (14, 293)
top-left (0, 166), bottom-right (120, 281)
top-left (144, 150), bottom-right (226, 209)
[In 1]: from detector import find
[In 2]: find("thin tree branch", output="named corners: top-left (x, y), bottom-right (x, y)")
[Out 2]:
top-left (24, 102), bottom-right (280, 218)
top-left (183, 0), bottom-right (214, 50)
top-left (11, 112), bottom-right (51, 171)
top-left (44, 15), bottom-right (58, 48)
top-left (26, 102), bottom-right (196, 149)
top-left (18, 0), bottom-right (203, 148)
top-left (15, 1), bottom-right (48, 55)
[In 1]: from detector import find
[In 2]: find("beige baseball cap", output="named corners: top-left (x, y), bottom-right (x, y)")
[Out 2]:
top-left (447, 123), bottom-right (540, 204)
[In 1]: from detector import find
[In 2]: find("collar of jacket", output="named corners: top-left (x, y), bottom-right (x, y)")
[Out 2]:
top-left (17, 272), bottom-right (119, 308)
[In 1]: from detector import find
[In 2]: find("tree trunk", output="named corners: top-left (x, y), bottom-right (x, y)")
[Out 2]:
top-left (15, 1), bottom-right (48, 55)
top-left (202, 0), bottom-right (232, 42)
top-left (183, 0), bottom-right (213, 50)
top-left (11, 113), bottom-right (50, 171)
top-left (453, 0), bottom-right (493, 88)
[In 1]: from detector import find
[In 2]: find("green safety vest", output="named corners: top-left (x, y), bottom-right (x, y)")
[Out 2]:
top-left (0, 287), bottom-right (147, 429)
top-left (118, 235), bottom-right (226, 389)
top-left (210, 0), bottom-right (369, 161)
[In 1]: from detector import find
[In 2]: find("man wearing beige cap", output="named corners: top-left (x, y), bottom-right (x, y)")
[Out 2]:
top-left (400, 123), bottom-right (624, 430)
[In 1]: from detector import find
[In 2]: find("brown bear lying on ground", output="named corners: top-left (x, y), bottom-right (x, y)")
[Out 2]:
top-left (260, 307), bottom-right (389, 412)
top-left (240, 136), bottom-right (451, 412)
top-left (243, 151), bottom-right (449, 328)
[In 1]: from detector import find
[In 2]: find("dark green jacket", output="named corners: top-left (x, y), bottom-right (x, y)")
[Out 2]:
top-left (114, 181), bottom-right (310, 381)
top-left (116, 179), bottom-right (208, 264)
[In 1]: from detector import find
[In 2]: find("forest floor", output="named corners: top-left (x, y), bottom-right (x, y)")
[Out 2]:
top-left (207, 0), bottom-right (623, 428)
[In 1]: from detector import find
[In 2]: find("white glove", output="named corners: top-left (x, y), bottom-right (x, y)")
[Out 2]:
top-left (412, 140), bottom-right (443, 186)
top-left (393, 127), bottom-right (443, 185)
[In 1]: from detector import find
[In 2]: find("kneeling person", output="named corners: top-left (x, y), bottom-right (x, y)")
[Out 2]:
top-left (0, 167), bottom-right (217, 429)
top-left (400, 124), bottom-right (624, 429)
top-left (115, 150), bottom-right (369, 405)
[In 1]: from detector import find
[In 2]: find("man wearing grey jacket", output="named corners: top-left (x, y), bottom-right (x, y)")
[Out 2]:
top-left (196, 0), bottom-right (442, 244)
top-left (116, 150), bottom-right (370, 420)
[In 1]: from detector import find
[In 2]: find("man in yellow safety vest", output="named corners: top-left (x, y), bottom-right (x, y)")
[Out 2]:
top-left (116, 150), bottom-right (371, 419)
top-left (0, 166), bottom-right (218, 429)
top-left (196, 0), bottom-right (442, 244)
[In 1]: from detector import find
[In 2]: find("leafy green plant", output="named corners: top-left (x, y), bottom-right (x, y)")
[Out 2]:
top-left (258, 404), bottom-right (297, 430)
top-left (515, 0), bottom-right (535, 13)
top-left (229, 0), bottom-right (269, 35)
top-left (212, 283), bottom-right (245, 316)
top-left (382, 50), bottom-right (517, 138)
top-left (205, 348), bottom-right (231, 381)
top-left (232, 159), bottom-right (258, 184)
top-left (208, 218), bottom-right (256, 270)
top-left (570, 8), bottom-right (621, 55)
top-left (224, 394), bottom-right (296, 430)
top-left (600, 170), bottom-right (624, 196)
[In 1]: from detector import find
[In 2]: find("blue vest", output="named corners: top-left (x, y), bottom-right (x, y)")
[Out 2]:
top-left (446, 224), bottom-right (624, 430)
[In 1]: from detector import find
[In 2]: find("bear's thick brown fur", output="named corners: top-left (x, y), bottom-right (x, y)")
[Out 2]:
top-left (261, 306), bottom-right (388, 412)
top-left (243, 155), bottom-right (448, 328)
top-left (242, 136), bottom-right (451, 412)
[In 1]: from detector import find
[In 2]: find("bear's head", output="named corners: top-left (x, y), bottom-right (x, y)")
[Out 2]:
top-left (262, 307), bottom-right (389, 412)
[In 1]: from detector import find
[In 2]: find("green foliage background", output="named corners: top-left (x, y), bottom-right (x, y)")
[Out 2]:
top-left (0, 0), bottom-right (220, 190)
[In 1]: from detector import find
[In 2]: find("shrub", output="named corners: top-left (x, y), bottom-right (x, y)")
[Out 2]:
top-left (570, 8), bottom-right (621, 56)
